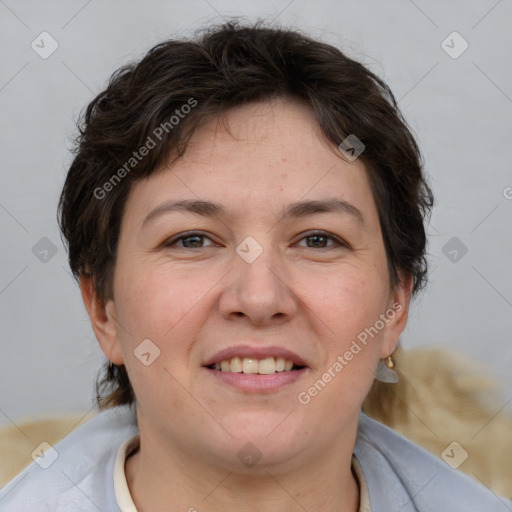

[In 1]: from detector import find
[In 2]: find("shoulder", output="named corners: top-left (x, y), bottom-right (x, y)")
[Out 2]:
top-left (354, 412), bottom-right (512, 512)
top-left (0, 405), bottom-right (138, 512)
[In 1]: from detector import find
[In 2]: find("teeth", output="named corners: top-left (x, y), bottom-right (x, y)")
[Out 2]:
top-left (258, 357), bottom-right (275, 375)
top-left (275, 357), bottom-right (285, 372)
top-left (230, 356), bottom-right (242, 373)
top-left (213, 356), bottom-right (300, 374)
top-left (242, 358), bottom-right (259, 374)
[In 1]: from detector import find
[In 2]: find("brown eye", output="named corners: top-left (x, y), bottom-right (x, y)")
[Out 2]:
top-left (297, 231), bottom-right (347, 249)
top-left (164, 232), bottom-right (215, 249)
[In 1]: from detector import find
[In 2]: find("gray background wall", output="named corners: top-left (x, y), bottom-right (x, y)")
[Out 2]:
top-left (1, 0), bottom-right (511, 427)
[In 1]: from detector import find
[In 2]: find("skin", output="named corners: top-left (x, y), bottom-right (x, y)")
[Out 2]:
top-left (81, 98), bottom-right (412, 512)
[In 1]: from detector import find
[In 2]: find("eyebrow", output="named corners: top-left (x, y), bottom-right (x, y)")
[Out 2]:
top-left (141, 198), bottom-right (365, 228)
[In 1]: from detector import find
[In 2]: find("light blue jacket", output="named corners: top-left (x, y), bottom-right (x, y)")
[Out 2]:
top-left (0, 404), bottom-right (510, 511)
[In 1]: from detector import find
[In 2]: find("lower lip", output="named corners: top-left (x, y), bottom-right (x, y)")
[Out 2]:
top-left (204, 367), bottom-right (308, 392)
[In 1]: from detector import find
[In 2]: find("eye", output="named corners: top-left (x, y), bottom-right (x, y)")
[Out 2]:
top-left (162, 230), bottom-right (348, 250)
top-left (296, 231), bottom-right (348, 249)
top-left (163, 232), bottom-right (216, 249)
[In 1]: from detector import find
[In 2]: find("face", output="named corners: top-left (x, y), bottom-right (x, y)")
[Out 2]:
top-left (85, 98), bottom-right (410, 473)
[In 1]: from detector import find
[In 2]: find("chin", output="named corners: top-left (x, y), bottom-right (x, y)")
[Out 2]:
top-left (199, 414), bottom-right (308, 471)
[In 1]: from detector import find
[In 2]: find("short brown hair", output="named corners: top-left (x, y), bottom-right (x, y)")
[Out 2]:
top-left (57, 20), bottom-right (433, 410)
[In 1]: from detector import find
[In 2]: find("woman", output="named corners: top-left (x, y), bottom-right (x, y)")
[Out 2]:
top-left (1, 20), bottom-right (508, 512)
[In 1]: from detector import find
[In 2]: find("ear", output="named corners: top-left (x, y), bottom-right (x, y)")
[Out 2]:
top-left (79, 275), bottom-right (125, 365)
top-left (380, 273), bottom-right (414, 359)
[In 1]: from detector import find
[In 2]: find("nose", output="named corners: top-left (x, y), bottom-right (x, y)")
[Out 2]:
top-left (218, 240), bottom-right (298, 327)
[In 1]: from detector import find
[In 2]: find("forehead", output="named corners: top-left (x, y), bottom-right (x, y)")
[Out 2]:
top-left (180, 98), bottom-right (339, 166)
top-left (124, 98), bottom-right (378, 228)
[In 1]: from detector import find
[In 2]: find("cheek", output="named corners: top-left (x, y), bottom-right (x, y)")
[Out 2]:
top-left (298, 276), bottom-right (386, 419)
top-left (111, 265), bottom-right (212, 393)
top-left (112, 265), bottom-right (210, 410)
top-left (306, 267), bottom-right (389, 347)
top-left (114, 262), bottom-right (207, 340)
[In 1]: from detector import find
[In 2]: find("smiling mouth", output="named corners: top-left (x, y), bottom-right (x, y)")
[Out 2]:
top-left (206, 356), bottom-right (305, 375)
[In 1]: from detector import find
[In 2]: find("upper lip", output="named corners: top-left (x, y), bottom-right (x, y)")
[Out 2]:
top-left (202, 344), bottom-right (309, 368)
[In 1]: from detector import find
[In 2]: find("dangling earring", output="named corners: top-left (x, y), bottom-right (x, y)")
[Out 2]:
top-left (375, 355), bottom-right (398, 383)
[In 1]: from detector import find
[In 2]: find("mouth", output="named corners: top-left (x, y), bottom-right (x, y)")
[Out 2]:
top-left (202, 345), bottom-right (309, 392)
top-left (206, 356), bottom-right (305, 374)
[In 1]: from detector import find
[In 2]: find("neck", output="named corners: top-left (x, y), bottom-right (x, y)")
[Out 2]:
top-left (125, 424), bottom-right (360, 512)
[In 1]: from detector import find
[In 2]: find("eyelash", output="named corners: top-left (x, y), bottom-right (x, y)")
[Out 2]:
top-left (163, 231), bottom-right (349, 250)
